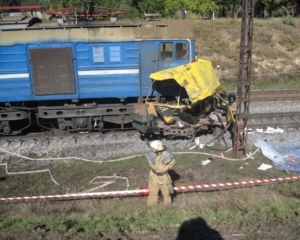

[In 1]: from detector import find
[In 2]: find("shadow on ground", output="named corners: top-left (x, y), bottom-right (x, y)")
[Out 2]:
top-left (176, 216), bottom-right (223, 240)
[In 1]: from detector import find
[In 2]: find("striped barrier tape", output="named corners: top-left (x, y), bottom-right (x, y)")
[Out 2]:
top-left (1, 175), bottom-right (300, 202)
top-left (173, 175), bottom-right (300, 191)
top-left (0, 189), bottom-right (148, 201)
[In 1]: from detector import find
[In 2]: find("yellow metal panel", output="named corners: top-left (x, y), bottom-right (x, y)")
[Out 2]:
top-left (149, 59), bottom-right (220, 106)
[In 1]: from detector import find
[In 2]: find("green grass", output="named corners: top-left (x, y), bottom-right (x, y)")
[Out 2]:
top-left (220, 72), bottom-right (300, 91)
top-left (1, 185), bottom-right (299, 239)
top-left (1, 145), bottom-right (300, 238)
top-left (195, 18), bottom-right (300, 91)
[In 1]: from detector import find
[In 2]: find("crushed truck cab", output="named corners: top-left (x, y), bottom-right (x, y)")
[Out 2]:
top-left (130, 58), bottom-right (235, 138)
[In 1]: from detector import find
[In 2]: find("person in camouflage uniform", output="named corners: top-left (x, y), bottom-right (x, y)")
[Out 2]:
top-left (146, 140), bottom-right (176, 206)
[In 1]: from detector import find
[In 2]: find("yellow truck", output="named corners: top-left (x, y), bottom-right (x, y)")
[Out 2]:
top-left (130, 58), bottom-right (236, 138)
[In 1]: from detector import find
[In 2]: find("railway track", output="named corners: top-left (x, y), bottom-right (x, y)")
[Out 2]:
top-left (1, 112), bottom-right (300, 144)
top-left (248, 112), bottom-right (300, 129)
top-left (228, 89), bottom-right (300, 129)
top-left (227, 89), bottom-right (300, 102)
top-left (1, 89), bottom-right (300, 143)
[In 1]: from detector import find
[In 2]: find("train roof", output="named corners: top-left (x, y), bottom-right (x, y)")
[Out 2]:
top-left (0, 12), bottom-right (195, 46)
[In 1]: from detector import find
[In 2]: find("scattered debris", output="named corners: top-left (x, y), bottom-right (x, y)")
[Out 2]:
top-left (195, 137), bottom-right (204, 148)
top-left (256, 127), bottom-right (284, 134)
top-left (248, 128), bottom-right (254, 134)
top-left (258, 163), bottom-right (273, 171)
top-left (201, 160), bottom-right (211, 166)
top-left (255, 140), bottom-right (300, 173)
top-left (246, 152), bottom-right (254, 159)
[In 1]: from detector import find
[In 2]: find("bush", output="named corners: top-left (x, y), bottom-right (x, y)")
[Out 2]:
top-left (282, 16), bottom-right (295, 26)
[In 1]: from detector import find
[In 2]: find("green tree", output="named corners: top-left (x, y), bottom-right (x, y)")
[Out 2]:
top-left (125, 0), bottom-right (167, 17)
top-left (93, 0), bottom-right (117, 7)
top-left (164, 0), bottom-right (187, 17)
top-left (0, 0), bottom-right (20, 6)
top-left (280, 0), bottom-right (298, 17)
top-left (255, 0), bottom-right (298, 18)
top-left (21, 0), bottom-right (40, 6)
top-left (186, 0), bottom-right (219, 17)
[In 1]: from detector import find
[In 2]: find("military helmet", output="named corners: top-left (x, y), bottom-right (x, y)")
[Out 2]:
top-left (150, 140), bottom-right (164, 151)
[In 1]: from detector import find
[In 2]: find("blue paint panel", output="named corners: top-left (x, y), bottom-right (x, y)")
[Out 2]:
top-left (0, 45), bottom-right (28, 73)
top-left (76, 51), bottom-right (90, 60)
top-left (0, 43), bottom-right (80, 103)
top-left (0, 45), bottom-right (26, 54)
top-left (0, 39), bottom-right (196, 104)
top-left (190, 40), bottom-right (196, 60)
top-left (0, 79), bottom-right (30, 88)
top-left (76, 42), bottom-right (139, 69)
top-left (0, 62), bottom-right (28, 72)
top-left (76, 43), bottom-right (93, 69)
top-left (76, 42), bottom-right (140, 99)
top-left (0, 45), bottom-right (32, 102)
top-left (0, 78), bottom-right (32, 102)
top-left (140, 41), bottom-right (159, 96)
top-left (79, 74), bottom-right (139, 98)
top-left (0, 54), bottom-right (27, 62)
top-left (123, 42), bottom-right (139, 62)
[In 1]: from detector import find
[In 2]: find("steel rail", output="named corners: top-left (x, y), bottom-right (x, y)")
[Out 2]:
top-left (248, 122), bottom-right (300, 128)
top-left (227, 89), bottom-right (300, 95)
top-left (227, 89), bottom-right (300, 102)
top-left (250, 112), bottom-right (300, 118)
top-left (1, 112), bottom-right (300, 142)
top-left (248, 112), bottom-right (300, 128)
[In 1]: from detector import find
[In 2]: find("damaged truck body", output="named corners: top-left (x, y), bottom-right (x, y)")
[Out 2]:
top-left (130, 59), bottom-right (236, 138)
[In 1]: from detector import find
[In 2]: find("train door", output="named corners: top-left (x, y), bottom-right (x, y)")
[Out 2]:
top-left (140, 41), bottom-right (159, 97)
top-left (27, 43), bottom-right (78, 99)
top-left (159, 41), bottom-right (191, 70)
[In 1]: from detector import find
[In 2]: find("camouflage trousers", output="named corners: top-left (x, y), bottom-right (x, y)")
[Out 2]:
top-left (147, 181), bottom-right (173, 206)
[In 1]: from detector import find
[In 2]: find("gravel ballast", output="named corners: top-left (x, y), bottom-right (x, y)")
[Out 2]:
top-left (1, 100), bottom-right (300, 161)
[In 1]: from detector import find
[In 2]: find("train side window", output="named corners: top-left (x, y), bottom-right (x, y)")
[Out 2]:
top-left (93, 46), bottom-right (104, 62)
top-left (160, 43), bottom-right (173, 62)
top-left (175, 43), bottom-right (188, 60)
top-left (109, 46), bottom-right (121, 62)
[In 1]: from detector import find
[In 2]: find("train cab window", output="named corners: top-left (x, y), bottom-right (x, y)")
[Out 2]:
top-left (176, 43), bottom-right (188, 60)
top-left (160, 43), bottom-right (173, 62)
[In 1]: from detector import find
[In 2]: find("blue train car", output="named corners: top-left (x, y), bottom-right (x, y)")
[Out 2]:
top-left (0, 11), bottom-right (196, 135)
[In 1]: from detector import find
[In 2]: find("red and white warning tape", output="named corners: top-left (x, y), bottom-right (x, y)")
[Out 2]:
top-left (0, 190), bottom-right (148, 201)
top-left (1, 176), bottom-right (300, 201)
top-left (173, 175), bottom-right (300, 191)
